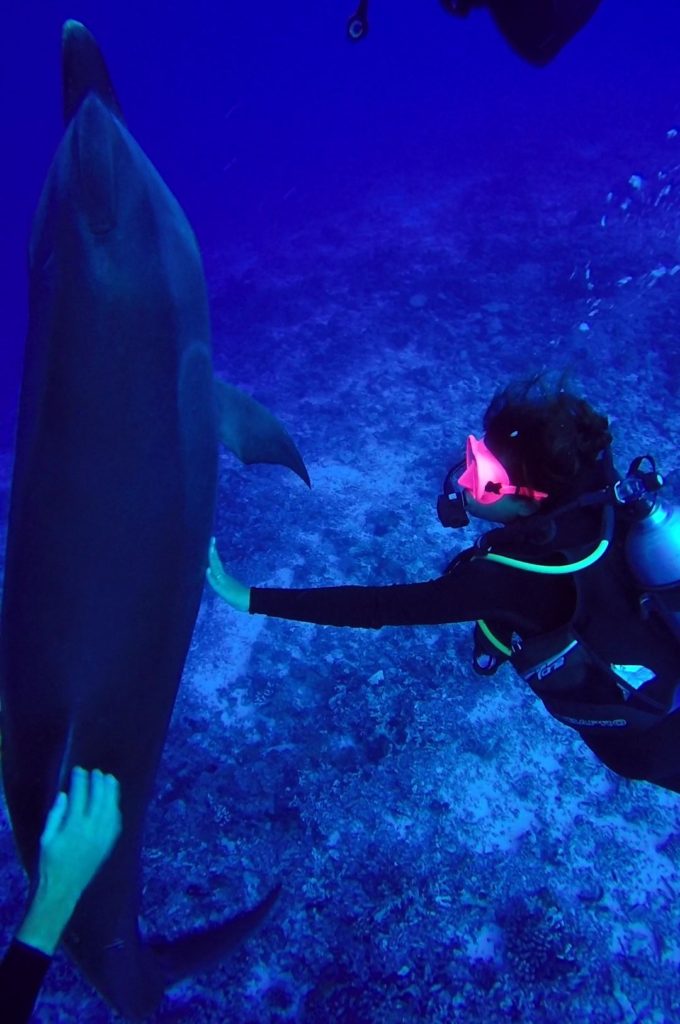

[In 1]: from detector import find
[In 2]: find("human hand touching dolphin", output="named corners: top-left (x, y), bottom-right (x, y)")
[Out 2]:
top-left (207, 539), bottom-right (251, 612)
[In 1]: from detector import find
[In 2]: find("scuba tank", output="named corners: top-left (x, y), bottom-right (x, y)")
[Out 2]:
top-left (620, 456), bottom-right (680, 587)
top-left (617, 455), bottom-right (680, 644)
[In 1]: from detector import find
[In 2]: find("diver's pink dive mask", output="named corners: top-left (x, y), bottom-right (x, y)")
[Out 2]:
top-left (457, 435), bottom-right (549, 505)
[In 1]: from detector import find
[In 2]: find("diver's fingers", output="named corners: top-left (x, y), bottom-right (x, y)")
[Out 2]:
top-left (206, 567), bottom-right (229, 601)
top-left (208, 537), bottom-right (227, 580)
top-left (93, 773), bottom-right (122, 847)
top-left (40, 791), bottom-right (68, 846)
top-left (68, 765), bottom-right (89, 820)
top-left (86, 768), bottom-right (105, 818)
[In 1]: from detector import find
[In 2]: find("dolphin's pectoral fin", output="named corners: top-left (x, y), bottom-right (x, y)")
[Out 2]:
top-left (150, 884), bottom-right (281, 985)
top-left (214, 378), bottom-right (311, 487)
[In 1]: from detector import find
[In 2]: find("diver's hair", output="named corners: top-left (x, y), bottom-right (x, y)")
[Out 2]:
top-left (483, 374), bottom-right (612, 504)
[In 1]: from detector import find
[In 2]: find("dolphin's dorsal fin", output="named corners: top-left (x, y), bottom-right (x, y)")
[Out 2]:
top-left (214, 378), bottom-right (311, 487)
top-left (62, 20), bottom-right (124, 125)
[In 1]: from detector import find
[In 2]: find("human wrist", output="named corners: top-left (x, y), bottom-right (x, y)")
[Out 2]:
top-left (229, 580), bottom-right (251, 612)
top-left (17, 885), bottom-right (78, 955)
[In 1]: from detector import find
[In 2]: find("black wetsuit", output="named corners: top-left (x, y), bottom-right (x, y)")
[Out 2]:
top-left (0, 940), bottom-right (51, 1024)
top-left (251, 506), bottom-right (680, 793)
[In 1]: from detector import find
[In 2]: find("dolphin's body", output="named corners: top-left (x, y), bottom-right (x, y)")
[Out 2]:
top-left (0, 21), bottom-right (305, 1018)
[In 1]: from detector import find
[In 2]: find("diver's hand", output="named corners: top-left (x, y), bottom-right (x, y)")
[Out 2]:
top-left (206, 538), bottom-right (251, 612)
top-left (17, 767), bottom-right (122, 955)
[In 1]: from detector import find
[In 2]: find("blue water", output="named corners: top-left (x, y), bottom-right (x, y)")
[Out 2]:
top-left (2, 1), bottom-right (680, 1021)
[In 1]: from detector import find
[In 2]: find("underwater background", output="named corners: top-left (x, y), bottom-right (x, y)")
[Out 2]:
top-left (1, 1), bottom-right (680, 1021)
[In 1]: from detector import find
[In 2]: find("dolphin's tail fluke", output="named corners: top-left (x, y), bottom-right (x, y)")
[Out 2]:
top-left (151, 884), bottom-right (282, 984)
top-left (79, 886), bottom-right (282, 1020)
top-left (62, 19), bottom-right (124, 125)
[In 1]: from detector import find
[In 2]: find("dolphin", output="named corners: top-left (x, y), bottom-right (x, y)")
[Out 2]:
top-left (0, 19), bottom-right (307, 1019)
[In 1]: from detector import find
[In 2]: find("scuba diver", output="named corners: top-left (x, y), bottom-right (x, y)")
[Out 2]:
top-left (347, 0), bottom-right (604, 66)
top-left (208, 376), bottom-right (680, 794)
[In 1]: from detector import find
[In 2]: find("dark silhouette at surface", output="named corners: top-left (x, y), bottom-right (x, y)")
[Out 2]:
top-left (348, 0), bottom-right (603, 64)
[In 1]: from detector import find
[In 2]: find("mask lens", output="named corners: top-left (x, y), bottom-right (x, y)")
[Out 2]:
top-left (456, 434), bottom-right (550, 505)
top-left (458, 435), bottom-right (509, 505)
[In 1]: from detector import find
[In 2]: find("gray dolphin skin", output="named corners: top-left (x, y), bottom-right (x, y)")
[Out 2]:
top-left (0, 19), bottom-right (306, 1019)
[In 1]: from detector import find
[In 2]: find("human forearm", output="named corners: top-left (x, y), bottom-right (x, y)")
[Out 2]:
top-left (249, 576), bottom-right (464, 628)
top-left (0, 939), bottom-right (52, 1024)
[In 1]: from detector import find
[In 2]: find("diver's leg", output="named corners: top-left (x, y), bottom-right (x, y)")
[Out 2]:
top-left (580, 715), bottom-right (680, 795)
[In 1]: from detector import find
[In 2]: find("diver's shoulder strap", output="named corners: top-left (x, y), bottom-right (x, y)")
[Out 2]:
top-left (468, 502), bottom-right (613, 676)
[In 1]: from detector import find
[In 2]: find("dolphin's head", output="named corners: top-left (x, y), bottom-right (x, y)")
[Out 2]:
top-left (62, 20), bottom-right (124, 125)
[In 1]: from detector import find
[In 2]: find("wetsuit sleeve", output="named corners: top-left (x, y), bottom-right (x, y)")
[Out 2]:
top-left (250, 555), bottom-right (569, 631)
top-left (0, 939), bottom-right (52, 1024)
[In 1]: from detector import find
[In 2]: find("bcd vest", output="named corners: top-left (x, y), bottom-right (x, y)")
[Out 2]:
top-left (469, 508), bottom-right (680, 734)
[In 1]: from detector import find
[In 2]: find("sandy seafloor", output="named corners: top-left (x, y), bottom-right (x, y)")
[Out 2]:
top-left (1, 113), bottom-right (680, 1024)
